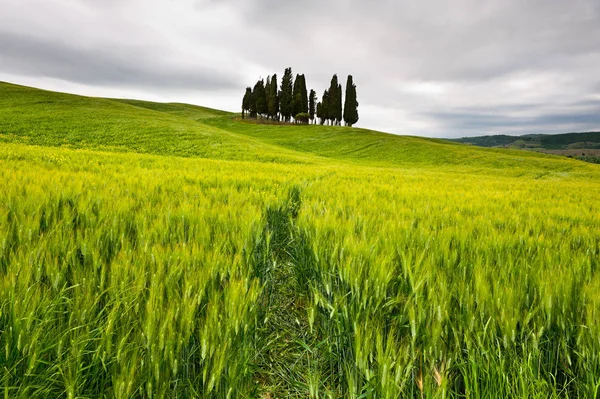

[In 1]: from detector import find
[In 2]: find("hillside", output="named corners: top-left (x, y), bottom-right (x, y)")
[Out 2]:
top-left (1, 82), bottom-right (600, 398)
top-left (1, 81), bottom-right (596, 176)
top-left (204, 117), bottom-right (593, 173)
top-left (0, 82), bottom-right (310, 163)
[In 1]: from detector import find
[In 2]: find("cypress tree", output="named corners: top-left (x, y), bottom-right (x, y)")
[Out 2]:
top-left (280, 67), bottom-right (294, 122)
top-left (265, 76), bottom-right (271, 118)
top-left (242, 87), bottom-right (252, 119)
top-left (268, 73), bottom-right (279, 120)
top-left (343, 75), bottom-right (359, 127)
top-left (292, 74), bottom-right (309, 122)
top-left (253, 79), bottom-right (267, 118)
top-left (300, 75), bottom-right (308, 115)
top-left (336, 83), bottom-right (343, 125)
top-left (309, 89), bottom-right (316, 124)
top-left (264, 79), bottom-right (270, 118)
top-left (292, 74), bottom-right (301, 119)
top-left (249, 87), bottom-right (257, 118)
top-left (327, 75), bottom-right (340, 125)
top-left (321, 89), bottom-right (330, 125)
top-left (316, 102), bottom-right (322, 124)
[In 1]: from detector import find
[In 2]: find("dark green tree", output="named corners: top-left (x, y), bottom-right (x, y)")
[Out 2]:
top-left (265, 75), bottom-right (271, 96)
top-left (320, 89), bottom-right (330, 125)
top-left (249, 87), bottom-right (257, 118)
top-left (327, 75), bottom-right (342, 125)
top-left (242, 87), bottom-right (252, 119)
top-left (292, 74), bottom-right (309, 120)
top-left (268, 73), bottom-right (279, 120)
top-left (265, 76), bottom-right (273, 119)
top-left (309, 89), bottom-right (316, 124)
top-left (253, 79), bottom-right (267, 118)
top-left (343, 75), bottom-right (359, 127)
top-left (292, 74), bottom-right (301, 118)
top-left (300, 75), bottom-right (309, 116)
top-left (280, 67), bottom-right (294, 122)
top-left (336, 83), bottom-right (343, 125)
top-left (316, 102), bottom-right (323, 124)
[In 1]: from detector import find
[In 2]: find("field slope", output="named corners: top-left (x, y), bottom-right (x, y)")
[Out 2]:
top-left (1, 82), bottom-right (599, 399)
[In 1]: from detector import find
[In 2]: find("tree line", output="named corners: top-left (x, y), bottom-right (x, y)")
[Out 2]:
top-left (242, 67), bottom-right (359, 127)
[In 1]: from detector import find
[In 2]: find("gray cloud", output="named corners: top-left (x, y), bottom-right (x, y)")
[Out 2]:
top-left (0, 0), bottom-right (599, 137)
top-left (0, 30), bottom-right (239, 91)
top-left (429, 111), bottom-right (600, 130)
top-left (427, 99), bottom-right (600, 135)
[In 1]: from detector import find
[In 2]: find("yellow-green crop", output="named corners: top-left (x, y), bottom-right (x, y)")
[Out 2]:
top-left (1, 82), bottom-right (599, 398)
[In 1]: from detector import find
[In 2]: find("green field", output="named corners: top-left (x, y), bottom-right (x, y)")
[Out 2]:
top-left (1, 81), bottom-right (599, 398)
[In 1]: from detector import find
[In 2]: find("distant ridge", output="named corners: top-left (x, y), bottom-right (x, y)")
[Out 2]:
top-left (450, 131), bottom-right (600, 149)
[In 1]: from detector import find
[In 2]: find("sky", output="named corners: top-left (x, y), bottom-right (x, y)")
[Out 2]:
top-left (1, 0), bottom-right (599, 138)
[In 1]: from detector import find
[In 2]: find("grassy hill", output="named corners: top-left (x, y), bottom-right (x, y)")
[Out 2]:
top-left (205, 116), bottom-right (594, 173)
top-left (0, 82), bottom-right (310, 163)
top-left (1, 81), bottom-right (595, 175)
top-left (1, 82), bottom-right (599, 398)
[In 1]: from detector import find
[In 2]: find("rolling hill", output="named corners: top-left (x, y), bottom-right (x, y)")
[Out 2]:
top-left (1, 81), bottom-right (596, 175)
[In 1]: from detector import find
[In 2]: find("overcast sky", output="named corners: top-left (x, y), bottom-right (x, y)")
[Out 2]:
top-left (1, 0), bottom-right (599, 138)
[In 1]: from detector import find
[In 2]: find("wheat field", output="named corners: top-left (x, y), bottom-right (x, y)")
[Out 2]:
top-left (1, 82), bottom-right (599, 398)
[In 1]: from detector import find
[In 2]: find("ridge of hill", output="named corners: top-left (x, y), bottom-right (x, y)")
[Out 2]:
top-left (450, 131), bottom-right (600, 164)
top-left (450, 131), bottom-right (600, 149)
top-left (111, 98), bottom-right (232, 120)
top-left (204, 116), bottom-right (597, 173)
top-left (0, 82), bottom-right (312, 164)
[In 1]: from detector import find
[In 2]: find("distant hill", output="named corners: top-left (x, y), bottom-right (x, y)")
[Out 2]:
top-left (450, 131), bottom-right (600, 163)
top-left (450, 131), bottom-right (600, 149)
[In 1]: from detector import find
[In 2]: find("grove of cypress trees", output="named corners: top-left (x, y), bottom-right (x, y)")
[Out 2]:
top-left (343, 75), bottom-right (359, 127)
top-left (309, 89), bottom-right (316, 124)
top-left (280, 68), bottom-right (294, 122)
top-left (242, 70), bottom-right (358, 126)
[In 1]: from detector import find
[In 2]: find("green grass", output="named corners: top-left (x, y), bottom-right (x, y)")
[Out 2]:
top-left (1, 82), bottom-right (599, 398)
top-left (112, 98), bottom-right (233, 121)
top-left (204, 116), bottom-right (593, 173)
top-left (0, 82), bottom-right (310, 163)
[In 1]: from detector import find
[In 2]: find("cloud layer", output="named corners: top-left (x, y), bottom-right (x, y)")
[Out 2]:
top-left (1, 0), bottom-right (599, 137)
